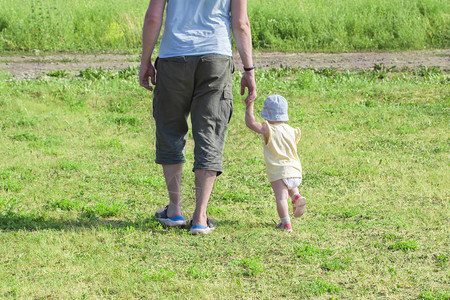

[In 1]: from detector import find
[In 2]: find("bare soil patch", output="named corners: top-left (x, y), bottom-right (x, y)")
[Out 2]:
top-left (0, 50), bottom-right (448, 80)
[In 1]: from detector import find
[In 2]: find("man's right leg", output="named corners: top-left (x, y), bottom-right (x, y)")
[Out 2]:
top-left (191, 169), bottom-right (217, 227)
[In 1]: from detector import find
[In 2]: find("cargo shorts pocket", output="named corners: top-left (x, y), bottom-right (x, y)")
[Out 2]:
top-left (152, 85), bottom-right (159, 119)
top-left (221, 85), bottom-right (233, 124)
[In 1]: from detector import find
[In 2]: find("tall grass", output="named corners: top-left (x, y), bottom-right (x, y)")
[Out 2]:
top-left (0, 0), bottom-right (147, 52)
top-left (0, 66), bottom-right (448, 298)
top-left (0, 0), bottom-right (448, 52)
top-left (250, 0), bottom-right (450, 51)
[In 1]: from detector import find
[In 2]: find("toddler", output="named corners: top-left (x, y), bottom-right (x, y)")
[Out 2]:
top-left (245, 95), bottom-right (306, 232)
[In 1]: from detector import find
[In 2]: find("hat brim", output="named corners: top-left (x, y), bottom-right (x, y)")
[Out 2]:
top-left (261, 110), bottom-right (289, 121)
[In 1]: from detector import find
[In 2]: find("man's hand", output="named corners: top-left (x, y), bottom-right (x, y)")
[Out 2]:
top-left (241, 70), bottom-right (257, 104)
top-left (139, 62), bottom-right (156, 91)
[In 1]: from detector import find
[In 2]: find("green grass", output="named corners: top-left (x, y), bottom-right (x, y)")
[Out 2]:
top-left (250, 0), bottom-right (450, 51)
top-left (0, 0), bottom-right (448, 53)
top-left (0, 66), bottom-right (449, 298)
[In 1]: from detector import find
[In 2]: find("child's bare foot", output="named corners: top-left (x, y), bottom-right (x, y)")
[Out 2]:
top-left (292, 194), bottom-right (306, 218)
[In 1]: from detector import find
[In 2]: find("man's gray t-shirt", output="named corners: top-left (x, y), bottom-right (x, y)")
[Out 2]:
top-left (159, 0), bottom-right (233, 58)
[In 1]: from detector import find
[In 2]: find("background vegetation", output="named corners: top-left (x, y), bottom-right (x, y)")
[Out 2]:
top-left (0, 0), bottom-right (449, 298)
top-left (0, 0), bottom-right (448, 53)
top-left (0, 66), bottom-right (448, 298)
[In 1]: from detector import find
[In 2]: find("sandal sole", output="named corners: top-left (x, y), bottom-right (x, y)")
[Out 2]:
top-left (158, 218), bottom-right (186, 227)
top-left (293, 196), bottom-right (307, 218)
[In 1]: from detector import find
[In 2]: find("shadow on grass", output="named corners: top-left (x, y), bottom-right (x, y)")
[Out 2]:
top-left (0, 211), bottom-right (167, 233)
top-left (260, 221), bottom-right (280, 229)
top-left (0, 211), bottom-right (239, 236)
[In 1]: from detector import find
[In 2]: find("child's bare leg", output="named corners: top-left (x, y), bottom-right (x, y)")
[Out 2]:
top-left (288, 187), bottom-right (300, 199)
top-left (271, 180), bottom-right (289, 218)
top-left (271, 180), bottom-right (292, 232)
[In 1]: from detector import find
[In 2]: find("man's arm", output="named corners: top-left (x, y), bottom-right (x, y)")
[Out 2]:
top-left (139, 0), bottom-right (166, 91)
top-left (245, 101), bottom-right (269, 138)
top-left (231, 0), bottom-right (257, 103)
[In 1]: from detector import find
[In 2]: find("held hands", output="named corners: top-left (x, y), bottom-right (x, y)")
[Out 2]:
top-left (241, 70), bottom-right (257, 104)
top-left (139, 62), bottom-right (156, 91)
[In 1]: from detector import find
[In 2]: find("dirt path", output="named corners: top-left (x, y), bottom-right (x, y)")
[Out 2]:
top-left (1, 50), bottom-right (448, 79)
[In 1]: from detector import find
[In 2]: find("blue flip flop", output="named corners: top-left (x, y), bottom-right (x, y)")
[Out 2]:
top-left (155, 206), bottom-right (186, 227)
top-left (190, 218), bottom-right (216, 235)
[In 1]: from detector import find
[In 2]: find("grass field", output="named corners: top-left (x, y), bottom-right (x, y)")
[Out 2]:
top-left (0, 0), bottom-right (449, 53)
top-left (0, 65), bottom-right (448, 298)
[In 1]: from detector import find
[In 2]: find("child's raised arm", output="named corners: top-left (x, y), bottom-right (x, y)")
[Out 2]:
top-left (245, 101), bottom-right (269, 138)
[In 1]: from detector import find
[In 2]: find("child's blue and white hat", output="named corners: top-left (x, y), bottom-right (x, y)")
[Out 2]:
top-left (261, 95), bottom-right (289, 121)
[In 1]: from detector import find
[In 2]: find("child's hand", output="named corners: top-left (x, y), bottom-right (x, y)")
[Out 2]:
top-left (245, 97), bottom-right (255, 105)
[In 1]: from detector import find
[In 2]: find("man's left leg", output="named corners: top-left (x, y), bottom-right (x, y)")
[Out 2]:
top-left (154, 163), bottom-right (187, 226)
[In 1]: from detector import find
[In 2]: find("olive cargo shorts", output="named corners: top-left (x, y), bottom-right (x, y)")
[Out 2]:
top-left (153, 54), bottom-right (234, 175)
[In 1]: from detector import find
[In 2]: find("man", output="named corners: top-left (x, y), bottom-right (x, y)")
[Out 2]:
top-left (139, 0), bottom-right (256, 234)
